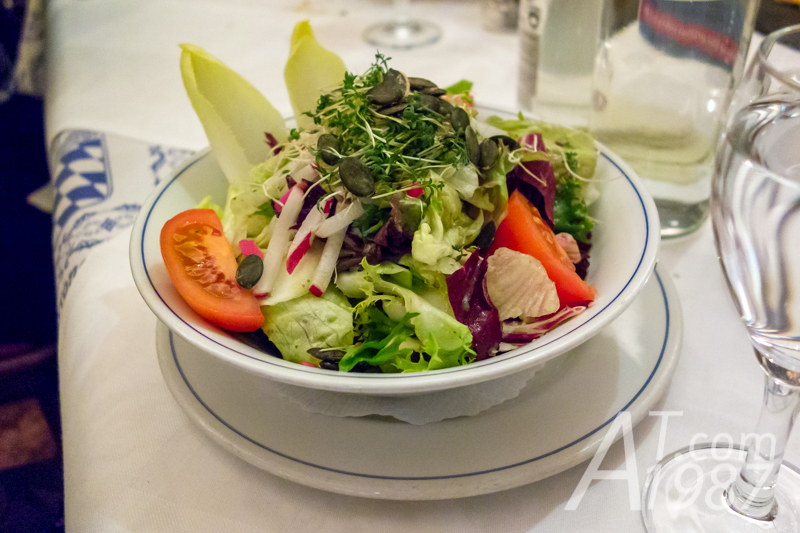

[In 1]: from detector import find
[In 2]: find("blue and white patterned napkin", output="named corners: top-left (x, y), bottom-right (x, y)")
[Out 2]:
top-left (49, 129), bottom-right (193, 310)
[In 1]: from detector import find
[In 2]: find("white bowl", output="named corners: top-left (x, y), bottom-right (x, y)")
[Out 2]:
top-left (130, 108), bottom-right (660, 396)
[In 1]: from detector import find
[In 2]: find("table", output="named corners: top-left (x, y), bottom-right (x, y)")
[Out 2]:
top-left (46, 1), bottom-right (800, 531)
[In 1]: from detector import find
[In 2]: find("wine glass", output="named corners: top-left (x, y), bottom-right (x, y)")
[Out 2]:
top-left (363, 0), bottom-right (442, 49)
top-left (641, 25), bottom-right (800, 533)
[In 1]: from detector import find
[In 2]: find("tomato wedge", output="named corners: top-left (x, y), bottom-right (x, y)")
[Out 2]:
top-left (488, 190), bottom-right (596, 307)
top-left (160, 209), bottom-right (263, 332)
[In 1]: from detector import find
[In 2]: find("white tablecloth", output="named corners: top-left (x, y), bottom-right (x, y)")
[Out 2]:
top-left (46, 1), bottom-right (800, 531)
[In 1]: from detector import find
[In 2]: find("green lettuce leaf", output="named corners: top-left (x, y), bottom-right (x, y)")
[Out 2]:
top-left (441, 165), bottom-right (480, 200)
top-left (195, 195), bottom-right (223, 220)
top-left (338, 309), bottom-right (417, 372)
top-left (396, 255), bottom-right (452, 314)
top-left (445, 79), bottom-right (473, 95)
top-left (335, 261), bottom-right (473, 371)
top-left (179, 44), bottom-right (287, 184)
top-left (218, 157), bottom-right (297, 242)
top-left (284, 21), bottom-right (347, 131)
top-left (362, 261), bottom-right (473, 370)
top-left (411, 183), bottom-right (483, 275)
top-left (335, 261), bottom-right (406, 299)
top-left (261, 287), bottom-right (353, 364)
top-left (554, 177), bottom-right (593, 242)
top-left (465, 148), bottom-right (513, 225)
top-left (484, 114), bottom-right (597, 184)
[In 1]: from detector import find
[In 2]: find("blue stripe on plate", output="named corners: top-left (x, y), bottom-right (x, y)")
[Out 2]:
top-left (168, 269), bottom-right (669, 481)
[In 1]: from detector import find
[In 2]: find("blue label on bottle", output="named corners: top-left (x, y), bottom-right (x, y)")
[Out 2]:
top-left (639, 0), bottom-right (747, 70)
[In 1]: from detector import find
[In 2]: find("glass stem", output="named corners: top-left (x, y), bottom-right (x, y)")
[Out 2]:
top-left (726, 370), bottom-right (800, 520)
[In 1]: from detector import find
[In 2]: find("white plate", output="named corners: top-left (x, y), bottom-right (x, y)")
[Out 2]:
top-left (156, 267), bottom-right (681, 500)
top-left (132, 106), bottom-right (661, 396)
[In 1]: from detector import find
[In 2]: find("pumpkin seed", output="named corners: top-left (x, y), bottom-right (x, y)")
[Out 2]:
top-left (236, 254), bottom-right (264, 290)
top-left (479, 139), bottom-right (499, 169)
top-left (414, 93), bottom-right (442, 114)
top-left (435, 97), bottom-right (453, 116)
top-left (338, 157), bottom-right (375, 197)
top-left (421, 87), bottom-right (446, 97)
top-left (408, 76), bottom-right (436, 90)
top-left (367, 69), bottom-right (407, 106)
top-left (379, 103), bottom-right (407, 115)
top-left (489, 134), bottom-right (520, 152)
top-left (465, 126), bottom-right (480, 166)
top-left (351, 361), bottom-right (383, 373)
top-left (317, 133), bottom-right (340, 165)
top-left (450, 106), bottom-right (470, 133)
top-left (307, 347), bottom-right (346, 362)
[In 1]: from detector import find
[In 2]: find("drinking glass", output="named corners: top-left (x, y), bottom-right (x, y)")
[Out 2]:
top-left (363, 0), bottom-right (441, 49)
top-left (641, 25), bottom-right (800, 532)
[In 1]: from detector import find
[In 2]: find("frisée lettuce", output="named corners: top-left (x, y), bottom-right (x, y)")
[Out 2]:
top-left (335, 260), bottom-right (473, 371)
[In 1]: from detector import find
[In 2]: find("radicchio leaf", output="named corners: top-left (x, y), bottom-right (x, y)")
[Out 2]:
top-left (295, 184), bottom-right (327, 227)
top-left (575, 232), bottom-right (592, 280)
top-left (336, 231), bottom-right (366, 272)
top-left (446, 251), bottom-right (502, 360)
top-left (501, 303), bottom-right (589, 343)
top-left (508, 160), bottom-right (556, 229)
top-left (507, 133), bottom-right (556, 229)
top-left (265, 132), bottom-right (283, 155)
top-left (373, 193), bottom-right (424, 257)
top-left (373, 222), bottom-right (408, 256)
top-left (364, 242), bottom-right (383, 265)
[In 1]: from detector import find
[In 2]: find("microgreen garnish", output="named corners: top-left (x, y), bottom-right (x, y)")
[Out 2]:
top-left (308, 54), bottom-right (470, 195)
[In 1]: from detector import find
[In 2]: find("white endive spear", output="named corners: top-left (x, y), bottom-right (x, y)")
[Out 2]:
top-left (284, 21), bottom-right (348, 131)
top-left (179, 43), bottom-right (288, 184)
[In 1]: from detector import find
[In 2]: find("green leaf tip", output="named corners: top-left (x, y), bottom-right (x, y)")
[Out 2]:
top-left (290, 21), bottom-right (315, 55)
top-left (179, 43), bottom-right (287, 184)
top-left (284, 21), bottom-right (347, 131)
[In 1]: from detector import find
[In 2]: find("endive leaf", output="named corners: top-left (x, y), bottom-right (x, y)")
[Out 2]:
top-left (180, 43), bottom-right (287, 184)
top-left (284, 22), bottom-right (347, 131)
top-left (290, 20), bottom-right (315, 55)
